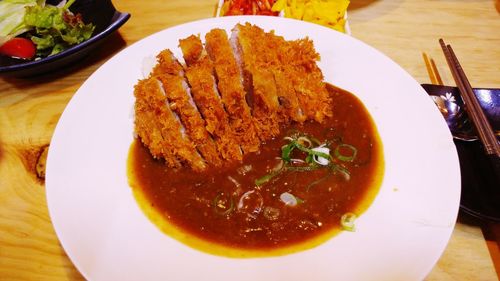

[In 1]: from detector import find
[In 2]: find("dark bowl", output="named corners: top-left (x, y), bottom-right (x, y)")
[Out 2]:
top-left (422, 83), bottom-right (500, 222)
top-left (0, 0), bottom-right (130, 77)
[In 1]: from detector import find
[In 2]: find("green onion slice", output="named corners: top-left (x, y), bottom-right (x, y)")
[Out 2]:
top-left (330, 164), bottom-right (351, 180)
top-left (297, 136), bottom-right (312, 148)
top-left (334, 144), bottom-right (357, 162)
top-left (255, 169), bottom-right (283, 186)
top-left (281, 142), bottom-right (296, 162)
top-left (295, 142), bottom-right (331, 160)
top-left (305, 154), bottom-right (313, 164)
top-left (285, 165), bottom-right (319, 172)
top-left (341, 212), bottom-right (357, 231)
top-left (213, 193), bottom-right (234, 216)
top-left (280, 192), bottom-right (304, 206)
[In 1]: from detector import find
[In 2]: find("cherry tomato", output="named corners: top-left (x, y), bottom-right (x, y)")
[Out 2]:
top-left (0, 38), bottom-right (36, 60)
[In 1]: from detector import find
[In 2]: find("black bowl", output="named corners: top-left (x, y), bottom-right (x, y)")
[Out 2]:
top-left (0, 0), bottom-right (130, 77)
top-left (422, 83), bottom-right (500, 222)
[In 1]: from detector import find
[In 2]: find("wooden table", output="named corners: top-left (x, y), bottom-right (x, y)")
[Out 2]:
top-left (1, 0), bottom-right (499, 280)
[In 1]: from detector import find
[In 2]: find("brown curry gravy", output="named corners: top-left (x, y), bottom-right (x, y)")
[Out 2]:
top-left (127, 84), bottom-right (384, 257)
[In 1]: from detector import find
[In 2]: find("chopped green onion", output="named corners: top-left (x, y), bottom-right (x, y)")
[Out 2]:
top-left (255, 169), bottom-right (283, 186)
top-left (281, 133), bottom-right (332, 164)
top-left (255, 173), bottom-right (275, 186)
top-left (330, 164), bottom-right (351, 180)
top-left (341, 212), bottom-right (357, 231)
top-left (297, 136), bottom-right (312, 148)
top-left (213, 193), bottom-right (234, 216)
top-left (285, 165), bottom-right (319, 172)
top-left (263, 132), bottom-right (353, 189)
top-left (295, 142), bottom-right (331, 160)
top-left (312, 146), bottom-right (330, 165)
top-left (281, 142), bottom-right (295, 162)
top-left (280, 192), bottom-right (303, 206)
top-left (334, 144), bottom-right (357, 162)
top-left (305, 154), bottom-right (313, 164)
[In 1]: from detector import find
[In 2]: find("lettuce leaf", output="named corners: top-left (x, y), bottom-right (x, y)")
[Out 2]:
top-left (24, 1), bottom-right (95, 56)
top-left (0, 0), bottom-right (38, 45)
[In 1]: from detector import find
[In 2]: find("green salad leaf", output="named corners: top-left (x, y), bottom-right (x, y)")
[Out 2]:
top-left (24, 0), bottom-right (95, 56)
top-left (0, 0), bottom-right (38, 45)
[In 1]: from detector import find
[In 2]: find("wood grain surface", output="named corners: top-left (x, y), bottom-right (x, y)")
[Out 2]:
top-left (1, 0), bottom-right (499, 280)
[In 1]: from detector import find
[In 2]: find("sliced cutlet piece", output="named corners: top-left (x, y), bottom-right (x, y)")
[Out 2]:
top-left (281, 38), bottom-right (332, 123)
top-left (153, 49), bottom-right (222, 167)
top-left (233, 23), bottom-right (305, 123)
top-left (160, 74), bottom-right (223, 167)
top-left (179, 35), bottom-right (243, 162)
top-left (152, 49), bottom-right (184, 76)
top-left (270, 34), bottom-right (307, 123)
top-left (230, 23), bottom-right (282, 140)
top-left (134, 79), bottom-right (181, 168)
top-left (134, 77), bottom-right (207, 171)
top-left (178, 36), bottom-right (203, 67)
top-left (205, 29), bottom-right (260, 154)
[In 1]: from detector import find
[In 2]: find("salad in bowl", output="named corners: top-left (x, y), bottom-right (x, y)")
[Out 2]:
top-left (0, 0), bottom-right (95, 60)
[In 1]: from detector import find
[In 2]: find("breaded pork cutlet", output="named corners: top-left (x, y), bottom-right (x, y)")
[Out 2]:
top-left (134, 79), bottom-right (181, 169)
top-left (134, 77), bottom-right (207, 171)
top-left (205, 29), bottom-right (260, 154)
top-left (233, 23), bottom-right (308, 124)
top-left (133, 23), bottom-right (334, 171)
top-left (179, 35), bottom-right (243, 162)
top-left (268, 35), bottom-right (306, 123)
top-left (152, 49), bottom-right (184, 76)
top-left (280, 38), bottom-right (332, 123)
top-left (152, 49), bottom-right (222, 167)
top-left (231, 23), bottom-right (283, 140)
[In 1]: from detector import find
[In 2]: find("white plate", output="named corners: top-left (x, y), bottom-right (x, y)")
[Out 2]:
top-left (46, 16), bottom-right (460, 281)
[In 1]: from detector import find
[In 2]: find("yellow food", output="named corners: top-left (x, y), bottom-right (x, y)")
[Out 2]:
top-left (272, 0), bottom-right (349, 33)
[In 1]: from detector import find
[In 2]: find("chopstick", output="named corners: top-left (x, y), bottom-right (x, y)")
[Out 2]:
top-left (439, 39), bottom-right (500, 157)
top-left (422, 52), bottom-right (443, 85)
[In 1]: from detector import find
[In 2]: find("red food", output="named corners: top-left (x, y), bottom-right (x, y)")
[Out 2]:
top-left (223, 0), bottom-right (279, 16)
top-left (0, 38), bottom-right (36, 60)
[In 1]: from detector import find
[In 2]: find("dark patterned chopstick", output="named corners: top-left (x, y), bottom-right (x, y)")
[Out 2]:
top-left (439, 39), bottom-right (500, 157)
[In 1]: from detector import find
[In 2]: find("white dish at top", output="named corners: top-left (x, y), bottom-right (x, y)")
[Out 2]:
top-left (46, 16), bottom-right (460, 281)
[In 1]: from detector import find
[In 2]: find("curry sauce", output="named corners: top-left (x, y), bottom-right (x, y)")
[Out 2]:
top-left (128, 84), bottom-right (384, 257)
